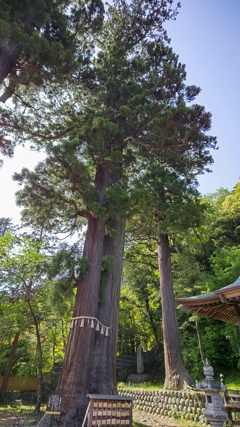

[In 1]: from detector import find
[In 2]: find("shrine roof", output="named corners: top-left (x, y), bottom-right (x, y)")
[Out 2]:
top-left (176, 276), bottom-right (240, 325)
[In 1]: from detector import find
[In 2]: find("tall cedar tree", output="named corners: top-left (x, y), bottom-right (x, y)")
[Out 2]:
top-left (128, 165), bottom-right (206, 388)
top-left (0, 233), bottom-right (50, 409)
top-left (8, 0), bottom-right (217, 424)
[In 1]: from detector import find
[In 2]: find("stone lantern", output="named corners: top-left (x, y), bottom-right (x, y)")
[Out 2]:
top-left (197, 360), bottom-right (227, 427)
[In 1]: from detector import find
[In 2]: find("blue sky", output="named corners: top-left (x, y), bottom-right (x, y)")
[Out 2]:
top-left (165, 0), bottom-right (240, 194)
top-left (0, 0), bottom-right (239, 222)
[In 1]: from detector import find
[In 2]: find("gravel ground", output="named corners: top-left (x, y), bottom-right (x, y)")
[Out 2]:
top-left (0, 412), bottom-right (41, 427)
top-left (133, 409), bottom-right (189, 426)
top-left (0, 413), bottom-right (17, 426)
top-left (0, 410), bottom-right (188, 427)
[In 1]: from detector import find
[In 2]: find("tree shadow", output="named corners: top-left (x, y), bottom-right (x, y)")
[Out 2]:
top-left (133, 422), bottom-right (152, 427)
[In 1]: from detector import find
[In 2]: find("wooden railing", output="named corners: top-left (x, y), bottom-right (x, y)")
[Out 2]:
top-left (222, 387), bottom-right (240, 426)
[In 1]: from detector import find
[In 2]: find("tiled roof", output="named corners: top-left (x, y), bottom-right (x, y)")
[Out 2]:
top-left (176, 276), bottom-right (240, 326)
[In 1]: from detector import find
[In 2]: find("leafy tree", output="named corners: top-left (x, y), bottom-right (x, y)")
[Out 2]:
top-left (209, 247), bottom-right (240, 289)
top-left (0, 232), bottom-right (50, 411)
top-left (46, 242), bottom-right (85, 351)
top-left (127, 159), bottom-right (213, 388)
top-left (5, 0), bottom-right (217, 422)
top-left (0, 222), bottom-right (21, 400)
top-left (118, 287), bottom-right (145, 355)
top-left (172, 183), bottom-right (240, 380)
top-left (209, 182), bottom-right (240, 250)
top-left (122, 240), bottom-right (162, 353)
top-left (0, 300), bottom-right (21, 401)
top-left (221, 181), bottom-right (240, 216)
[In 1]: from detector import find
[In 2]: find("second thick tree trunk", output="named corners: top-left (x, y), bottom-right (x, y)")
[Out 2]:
top-left (157, 231), bottom-right (194, 390)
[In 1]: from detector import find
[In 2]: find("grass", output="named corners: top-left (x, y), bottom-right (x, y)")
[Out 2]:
top-left (0, 403), bottom-right (44, 415)
top-left (223, 371), bottom-right (240, 390)
top-left (133, 417), bottom-right (200, 427)
top-left (118, 381), bottom-right (164, 390)
top-left (118, 369), bottom-right (240, 391)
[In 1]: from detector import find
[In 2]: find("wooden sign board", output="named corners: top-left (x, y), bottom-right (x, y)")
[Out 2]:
top-left (46, 393), bottom-right (62, 414)
top-left (86, 394), bottom-right (135, 426)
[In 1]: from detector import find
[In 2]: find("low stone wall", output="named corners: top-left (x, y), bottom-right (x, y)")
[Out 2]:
top-left (118, 388), bottom-right (208, 425)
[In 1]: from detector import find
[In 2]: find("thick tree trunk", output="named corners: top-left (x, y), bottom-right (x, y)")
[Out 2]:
top-left (37, 166), bottom-right (126, 426)
top-left (157, 231), bottom-right (194, 390)
top-left (0, 331), bottom-right (20, 402)
top-left (90, 217), bottom-right (126, 395)
top-left (54, 218), bottom-right (105, 425)
top-left (51, 165), bottom-right (110, 426)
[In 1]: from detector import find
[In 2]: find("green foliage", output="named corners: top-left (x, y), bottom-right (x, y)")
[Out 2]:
top-left (225, 370), bottom-right (240, 389)
top-left (172, 182), bottom-right (240, 381)
top-left (180, 315), bottom-right (239, 381)
top-left (0, 231), bottom-right (74, 376)
top-left (118, 241), bottom-right (162, 354)
top-left (1, 179), bottom-right (240, 389)
top-left (47, 243), bottom-right (87, 315)
top-left (0, 0), bottom-right (104, 166)
top-left (7, 340), bottom-right (35, 377)
top-left (208, 247), bottom-right (240, 290)
top-left (0, 0), bottom-right (104, 84)
top-left (201, 183), bottom-right (240, 255)
top-left (118, 286), bottom-right (156, 354)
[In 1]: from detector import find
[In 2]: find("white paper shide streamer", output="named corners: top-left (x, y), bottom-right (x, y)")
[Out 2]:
top-left (70, 316), bottom-right (110, 336)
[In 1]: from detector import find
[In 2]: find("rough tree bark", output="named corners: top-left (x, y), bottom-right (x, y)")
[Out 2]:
top-left (157, 230), bottom-right (194, 390)
top-left (52, 165), bottom-right (109, 426)
top-left (37, 157), bottom-right (127, 426)
top-left (54, 220), bottom-right (105, 425)
top-left (37, 164), bottom-right (124, 426)
top-left (90, 217), bottom-right (126, 395)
